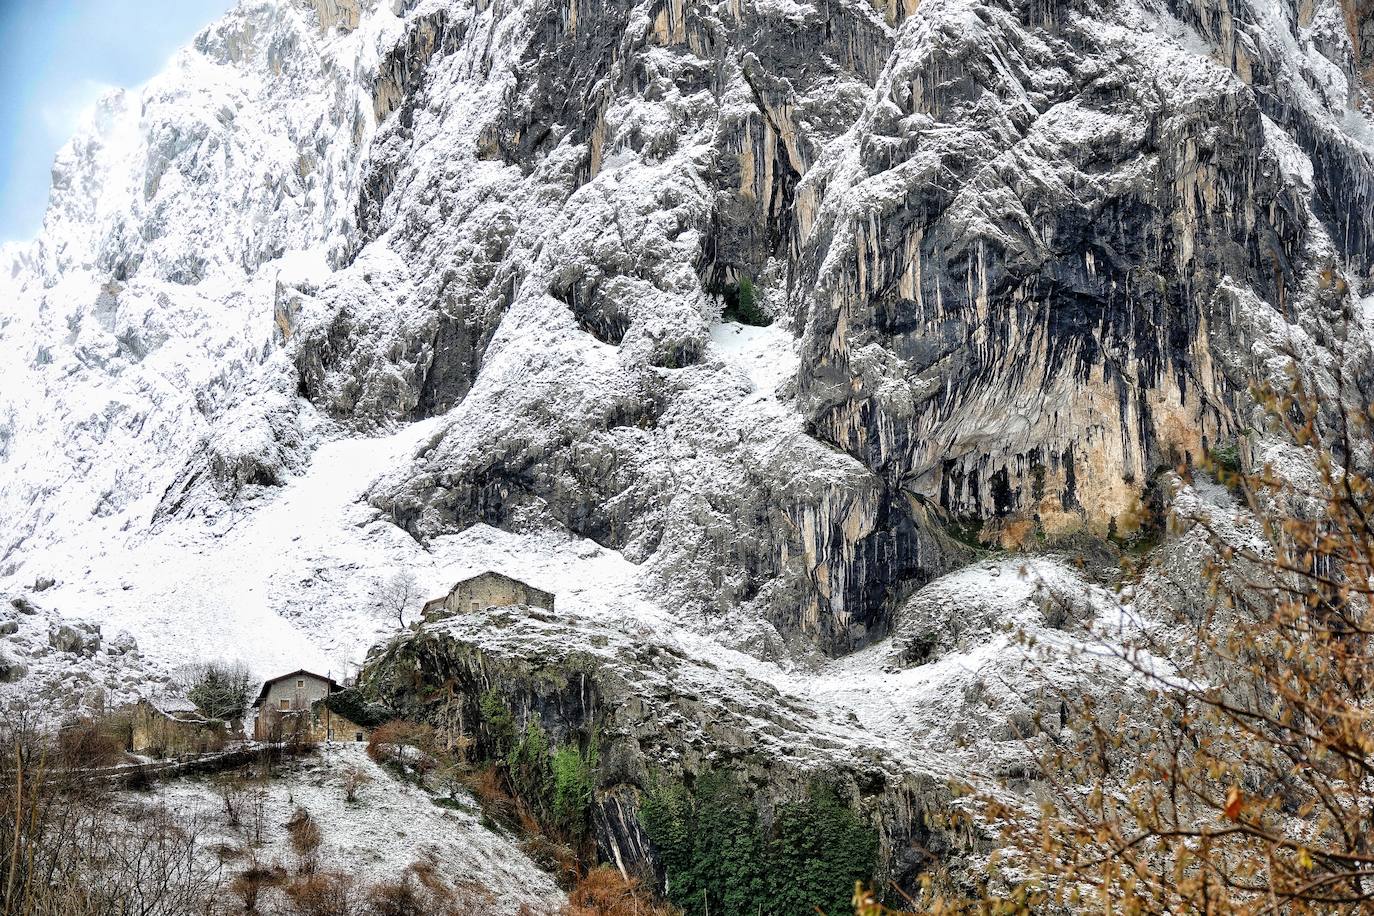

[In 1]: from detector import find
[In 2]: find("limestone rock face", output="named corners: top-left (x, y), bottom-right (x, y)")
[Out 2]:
top-left (3, 0), bottom-right (1370, 657)
top-left (1, 0), bottom-right (1373, 888)
top-left (341, 0), bottom-right (1372, 650)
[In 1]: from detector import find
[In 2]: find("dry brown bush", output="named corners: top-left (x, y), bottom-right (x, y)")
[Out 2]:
top-left (283, 872), bottom-right (358, 916)
top-left (362, 874), bottom-right (442, 916)
top-left (286, 807), bottom-right (323, 874)
top-left (462, 762), bottom-right (519, 825)
top-left (560, 867), bottom-right (678, 916)
top-left (56, 716), bottom-right (125, 769)
top-left (230, 861), bottom-right (286, 913)
top-left (355, 862), bottom-right (502, 916)
top-left (341, 765), bottom-right (371, 803)
top-left (365, 721), bottom-right (435, 769)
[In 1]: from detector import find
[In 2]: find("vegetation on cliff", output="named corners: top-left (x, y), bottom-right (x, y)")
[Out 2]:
top-left (722, 276), bottom-right (771, 327)
top-left (641, 771), bottom-right (877, 916)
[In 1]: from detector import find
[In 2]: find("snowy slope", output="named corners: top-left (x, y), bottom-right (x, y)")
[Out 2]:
top-left (140, 744), bottom-right (565, 913)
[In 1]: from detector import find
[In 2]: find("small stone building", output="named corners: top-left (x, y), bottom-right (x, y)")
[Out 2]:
top-left (251, 669), bottom-right (369, 743)
top-left (421, 571), bottom-right (555, 622)
top-left (130, 697), bottom-right (229, 757)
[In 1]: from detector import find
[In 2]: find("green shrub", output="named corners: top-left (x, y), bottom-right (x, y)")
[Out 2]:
top-left (492, 716), bottom-right (599, 845)
top-left (507, 719), bottom-right (553, 814)
top-left (1210, 440), bottom-right (1242, 477)
top-left (552, 745), bottom-right (596, 840)
top-left (723, 275), bottom-right (772, 327)
top-left (480, 690), bottom-right (516, 755)
top-left (641, 771), bottom-right (877, 916)
top-left (769, 784), bottom-right (878, 915)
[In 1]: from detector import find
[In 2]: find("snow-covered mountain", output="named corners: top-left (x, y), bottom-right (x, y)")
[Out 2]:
top-left (3, 0), bottom-right (1374, 896)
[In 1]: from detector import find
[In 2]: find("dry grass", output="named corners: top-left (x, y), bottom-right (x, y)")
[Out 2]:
top-left (560, 867), bottom-right (679, 916)
top-left (461, 762), bottom-right (519, 825)
top-left (56, 716), bottom-right (126, 769)
top-left (286, 807), bottom-right (323, 874)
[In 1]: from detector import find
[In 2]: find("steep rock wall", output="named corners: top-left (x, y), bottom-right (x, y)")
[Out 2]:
top-left (288, 0), bottom-right (1373, 653)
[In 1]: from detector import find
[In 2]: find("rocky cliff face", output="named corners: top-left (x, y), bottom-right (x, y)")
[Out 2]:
top-left (335, 0), bottom-right (1372, 651)
top-left (1, 0), bottom-right (1373, 900)
top-left (356, 606), bottom-right (971, 895)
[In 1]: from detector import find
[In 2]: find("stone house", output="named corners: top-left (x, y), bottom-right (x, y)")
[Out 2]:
top-left (251, 669), bottom-right (369, 743)
top-left (421, 571), bottom-right (555, 622)
top-left (129, 697), bottom-right (230, 757)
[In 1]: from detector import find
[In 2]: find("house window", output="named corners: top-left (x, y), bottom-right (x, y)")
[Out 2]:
top-left (279, 699), bottom-right (291, 710)
top-left (296, 679), bottom-right (305, 688)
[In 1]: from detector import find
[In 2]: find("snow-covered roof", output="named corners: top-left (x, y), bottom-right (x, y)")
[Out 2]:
top-left (153, 696), bottom-right (199, 714)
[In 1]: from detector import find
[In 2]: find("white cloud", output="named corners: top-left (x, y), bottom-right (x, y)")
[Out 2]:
top-left (39, 77), bottom-right (117, 149)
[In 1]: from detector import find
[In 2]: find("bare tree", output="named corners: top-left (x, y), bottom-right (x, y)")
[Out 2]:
top-left (375, 570), bottom-right (421, 629)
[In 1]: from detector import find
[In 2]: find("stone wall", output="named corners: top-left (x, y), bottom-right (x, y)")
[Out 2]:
top-left (129, 701), bottom-right (227, 757)
top-left (424, 572), bottom-right (555, 621)
top-left (254, 701), bottom-right (369, 744)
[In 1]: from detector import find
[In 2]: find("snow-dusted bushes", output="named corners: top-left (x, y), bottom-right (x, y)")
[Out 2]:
top-left (0, 720), bottom-right (221, 915)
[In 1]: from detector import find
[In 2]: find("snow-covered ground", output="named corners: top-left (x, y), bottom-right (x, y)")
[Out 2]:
top-left (140, 744), bottom-right (564, 914)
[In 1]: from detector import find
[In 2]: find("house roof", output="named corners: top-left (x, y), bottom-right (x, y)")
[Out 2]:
top-left (152, 696), bottom-right (199, 715)
top-left (251, 669), bottom-right (341, 708)
top-left (445, 570), bottom-right (553, 598)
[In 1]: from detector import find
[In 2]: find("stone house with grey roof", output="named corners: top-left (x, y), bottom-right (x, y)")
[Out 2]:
top-left (129, 696), bottom-right (231, 757)
top-left (251, 669), bottom-right (369, 743)
top-left (421, 571), bottom-right (555, 622)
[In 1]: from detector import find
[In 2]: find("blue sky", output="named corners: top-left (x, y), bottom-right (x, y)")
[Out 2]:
top-left (0, 0), bottom-right (230, 241)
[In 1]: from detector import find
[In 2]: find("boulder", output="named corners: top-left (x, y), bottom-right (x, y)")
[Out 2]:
top-left (0, 618), bottom-right (17, 637)
top-left (0, 653), bottom-right (28, 683)
top-left (106, 631), bottom-right (139, 656)
top-left (9, 596), bottom-right (37, 615)
top-left (48, 621), bottom-right (102, 656)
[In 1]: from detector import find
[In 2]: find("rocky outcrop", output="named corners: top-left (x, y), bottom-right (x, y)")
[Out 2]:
top-left (0, 653), bottom-right (27, 684)
top-left (358, 606), bottom-right (976, 896)
top-left (304, 0), bottom-right (365, 32)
